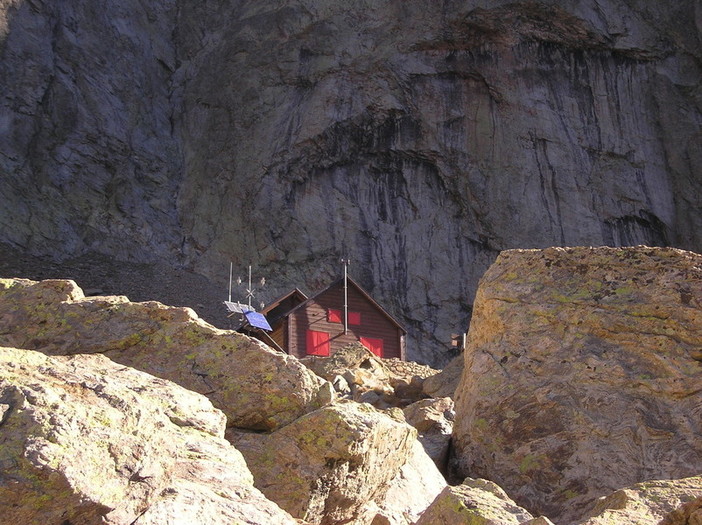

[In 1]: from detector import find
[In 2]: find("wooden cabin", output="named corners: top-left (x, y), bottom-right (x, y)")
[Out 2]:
top-left (261, 277), bottom-right (406, 360)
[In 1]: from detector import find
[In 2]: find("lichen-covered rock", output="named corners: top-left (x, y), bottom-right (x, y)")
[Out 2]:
top-left (301, 343), bottom-right (387, 381)
top-left (302, 343), bottom-right (428, 408)
top-left (229, 400), bottom-right (417, 524)
top-left (0, 347), bottom-right (298, 524)
top-left (356, 439), bottom-right (447, 525)
top-left (576, 477), bottom-right (702, 525)
top-left (416, 478), bottom-right (535, 525)
top-left (0, 278), bottom-right (333, 430)
top-left (422, 354), bottom-right (464, 399)
top-left (402, 397), bottom-right (454, 470)
top-left (660, 496), bottom-right (702, 525)
top-left (452, 246), bottom-right (702, 522)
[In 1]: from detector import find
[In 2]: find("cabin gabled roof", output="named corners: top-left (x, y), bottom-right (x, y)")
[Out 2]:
top-left (260, 288), bottom-right (308, 324)
top-left (283, 276), bottom-right (407, 334)
top-left (261, 288), bottom-right (308, 315)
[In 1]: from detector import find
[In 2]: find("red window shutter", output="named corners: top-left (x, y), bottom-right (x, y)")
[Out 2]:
top-left (327, 309), bottom-right (343, 324)
top-left (307, 330), bottom-right (330, 356)
top-left (360, 337), bottom-right (383, 357)
top-left (348, 311), bottom-right (361, 325)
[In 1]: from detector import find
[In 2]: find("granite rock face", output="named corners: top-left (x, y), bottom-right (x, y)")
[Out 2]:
top-left (416, 478), bottom-right (535, 525)
top-left (362, 439), bottom-right (447, 525)
top-left (452, 246), bottom-right (702, 521)
top-left (0, 347), bottom-right (299, 524)
top-left (2, 1), bottom-right (701, 365)
top-left (229, 400), bottom-right (429, 524)
top-left (0, 277), bottom-right (333, 431)
top-left (402, 396), bottom-right (455, 470)
top-left (577, 477), bottom-right (702, 525)
top-left (0, 0), bottom-right (183, 262)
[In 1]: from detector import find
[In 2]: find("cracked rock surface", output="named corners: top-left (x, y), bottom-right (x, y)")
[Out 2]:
top-left (0, 347), bottom-right (299, 524)
top-left (452, 246), bottom-right (702, 522)
top-left (0, 277), bottom-right (333, 431)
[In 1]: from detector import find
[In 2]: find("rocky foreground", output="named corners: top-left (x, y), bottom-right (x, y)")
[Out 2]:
top-left (1, 245), bottom-right (701, 524)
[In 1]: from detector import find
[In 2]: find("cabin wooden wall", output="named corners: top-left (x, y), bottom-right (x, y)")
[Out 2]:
top-left (268, 318), bottom-right (287, 351)
top-left (288, 282), bottom-right (403, 359)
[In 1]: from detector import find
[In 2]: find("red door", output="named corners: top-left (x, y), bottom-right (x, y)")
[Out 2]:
top-left (307, 330), bottom-right (330, 356)
top-left (360, 337), bottom-right (384, 357)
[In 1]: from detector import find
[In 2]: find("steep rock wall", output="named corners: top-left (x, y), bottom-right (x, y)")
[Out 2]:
top-left (176, 0), bottom-right (702, 364)
top-left (0, 0), bottom-right (183, 260)
top-left (1, 0), bottom-right (700, 364)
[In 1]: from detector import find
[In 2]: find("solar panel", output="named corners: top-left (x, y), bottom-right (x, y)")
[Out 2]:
top-left (224, 301), bottom-right (248, 314)
top-left (244, 311), bottom-right (272, 331)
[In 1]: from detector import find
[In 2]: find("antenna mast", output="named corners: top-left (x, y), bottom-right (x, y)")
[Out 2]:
top-left (247, 265), bottom-right (253, 310)
top-left (228, 262), bottom-right (233, 302)
top-left (341, 258), bottom-right (350, 334)
top-left (238, 265), bottom-right (266, 311)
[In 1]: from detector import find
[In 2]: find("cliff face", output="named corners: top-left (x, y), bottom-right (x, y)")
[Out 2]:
top-left (0, 0), bottom-right (183, 259)
top-left (1, 1), bottom-right (700, 364)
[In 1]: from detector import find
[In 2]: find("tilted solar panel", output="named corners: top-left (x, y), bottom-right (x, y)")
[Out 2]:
top-left (244, 310), bottom-right (272, 331)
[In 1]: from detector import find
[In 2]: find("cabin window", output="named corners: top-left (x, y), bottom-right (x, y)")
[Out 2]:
top-left (327, 309), bottom-right (343, 324)
top-left (360, 337), bottom-right (384, 357)
top-left (306, 330), bottom-right (330, 356)
top-left (327, 309), bottom-right (361, 326)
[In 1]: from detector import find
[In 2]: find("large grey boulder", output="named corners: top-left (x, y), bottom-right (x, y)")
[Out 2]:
top-left (0, 278), bottom-right (333, 431)
top-left (452, 246), bottom-right (702, 521)
top-left (576, 477), bottom-right (702, 525)
top-left (0, 347), bottom-right (298, 524)
top-left (229, 400), bottom-right (428, 525)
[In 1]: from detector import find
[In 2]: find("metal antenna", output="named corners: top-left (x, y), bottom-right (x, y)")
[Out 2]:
top-left (236, 265), bottom-right (266, 311)
top-left (341, 258), bottom-right (350, 334)
top-left (228, 262), bottom-right (233, 302)
top-left (246, 265), bottom-right (253, 309)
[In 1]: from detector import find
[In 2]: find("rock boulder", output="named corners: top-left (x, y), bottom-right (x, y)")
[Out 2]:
top-left (358, 439), bottom-right (447, 525)
top-left (402, 396), bottom-right (455, 470)
top-left (0, 278), bottom-right (333, 431)
top-left (577, 476), bottom-right (702, 525)
top-left (452, 246), bottom-right (702, 521)
top-left (0, 347), bottom-right (298, 524)
top-left (229, 400), bottom-right (421, 524)
top-left (302, 343), bottom-right (432, 408)
top-left (416, 478), bottom-right (535, 525)
top-left (422, 354), bottom-right (464, 399)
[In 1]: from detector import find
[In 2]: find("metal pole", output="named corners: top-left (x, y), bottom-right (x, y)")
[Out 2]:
top-left (342, 258), bottom-right (349, 334)
top-left (228, 262), bottom-right (233, 302)
top-left (247, 265), bottom-right (252, 310)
